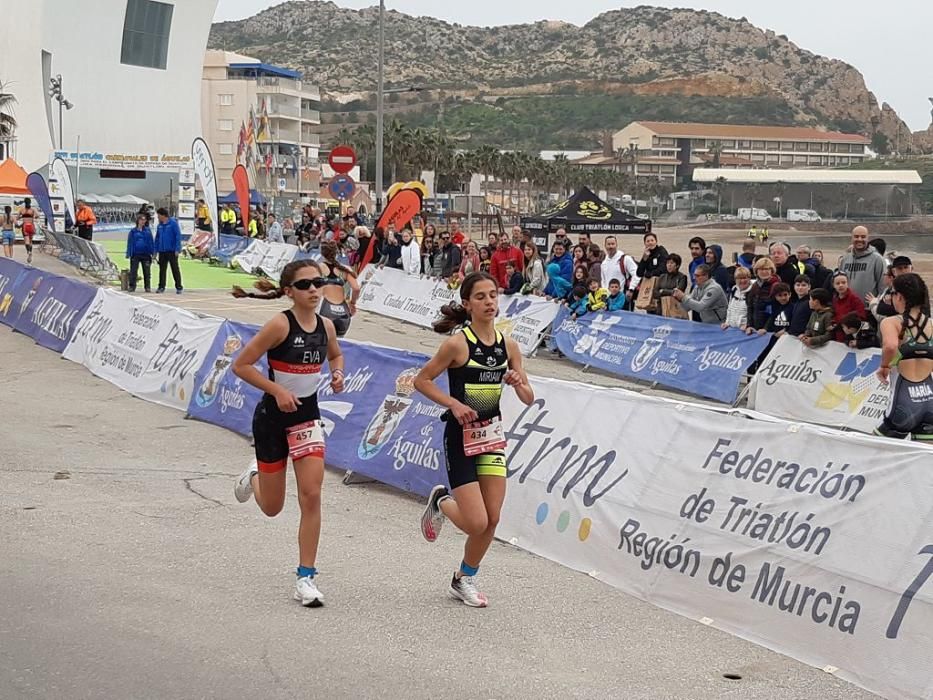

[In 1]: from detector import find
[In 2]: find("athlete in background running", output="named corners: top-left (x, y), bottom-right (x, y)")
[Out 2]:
top-left (876, 273), bottom-right (933, 441)
top-left (18, 197), bottom-right (36, 264)
top-left (415, 272), bottom-right (534, 607)
top-left (1, 206), bottom-right (14, 258)
top-left (232, 259), bottom-right (345, 607)
top-left (317, 240), bottom-right (360, 337)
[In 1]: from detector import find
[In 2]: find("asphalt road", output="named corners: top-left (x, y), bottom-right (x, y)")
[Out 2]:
top-left (0, 255), bottom-right (875, 699)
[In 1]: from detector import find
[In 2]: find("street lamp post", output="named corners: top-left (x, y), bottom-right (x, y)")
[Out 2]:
top-left (374, 0), bottom-right (385, 213)
top-left (48, 74), bottom-right (73, 149)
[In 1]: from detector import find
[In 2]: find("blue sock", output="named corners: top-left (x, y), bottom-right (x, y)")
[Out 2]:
top-left (459, 561), bottom-right (479, 577)
top-left (297, 565), bottom-right (317, 578)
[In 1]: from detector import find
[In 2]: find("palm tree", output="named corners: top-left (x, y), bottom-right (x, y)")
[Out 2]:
top-left (712, 176), bottom-right (727, 216)
top-left (773, 180), bottom-right (787, 218)
top-left (840, 183), bottom-right (855, 220)
top-left (708, 141), bottom-right (724, 169)
top-left (0, 81), bottom-right (16, 141)
top-left (551, 154), bottom-right (572, 197)
top-left (746, 182), bottom-right (762, 211)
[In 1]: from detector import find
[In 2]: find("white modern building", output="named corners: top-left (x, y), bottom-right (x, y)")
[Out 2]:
top-left (0, 0), bottom-right (217, 175)
top-left (201, 50), bottom-right (322, 199)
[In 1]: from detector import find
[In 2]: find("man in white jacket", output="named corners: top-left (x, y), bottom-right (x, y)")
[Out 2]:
top-left (600, 235), bottom-right (640, 307)
top-left (400, 229), bottom-right (421, 275)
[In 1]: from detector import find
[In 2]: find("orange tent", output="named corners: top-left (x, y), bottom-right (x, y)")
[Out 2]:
top-left (0, 158), bottom-right (30, 195)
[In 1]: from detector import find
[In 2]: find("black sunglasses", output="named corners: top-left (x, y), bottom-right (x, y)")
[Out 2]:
top-left (290, 277), bottom-right (326, 290)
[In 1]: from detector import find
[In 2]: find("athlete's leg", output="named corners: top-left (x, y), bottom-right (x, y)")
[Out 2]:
top-left (439, 482), bottom-right (488, 536)
top-left (293, 456), bottom-right (325, 569)
top-left (461, 475), bottom-right (507, 570)
top-left (253, 466), bottom-right (287, 516)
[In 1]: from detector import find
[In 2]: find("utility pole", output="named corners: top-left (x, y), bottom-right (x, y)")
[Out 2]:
top-left (374, 0), bottom-right (385, 213)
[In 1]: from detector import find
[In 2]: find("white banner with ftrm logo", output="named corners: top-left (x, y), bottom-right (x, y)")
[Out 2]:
top-left (497, 376), bottom-right (933, 700)
top-left (358, 266), bottom-right (558, 356)
top-left (747, 334), bottom-right (888, 434)
top-left (62, 289), bottom-right (223, 411)
top-left (232, 240), bottom-right (271, 274)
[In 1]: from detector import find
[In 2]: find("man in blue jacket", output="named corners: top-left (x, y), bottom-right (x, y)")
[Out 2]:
top-left (155, 207), bottom-right (183, 294)
top-left (125, 213), bottom-right (155, 292)
top-left (549, 239), bottom-right (574, 284)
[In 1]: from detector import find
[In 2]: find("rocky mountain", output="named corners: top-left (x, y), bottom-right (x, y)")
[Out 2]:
top-left (210, 2), bottom-right (916, 150)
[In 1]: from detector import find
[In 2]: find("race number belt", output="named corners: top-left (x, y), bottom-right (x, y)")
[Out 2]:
top-left (463, 417), bottom-right (506, 457)
top-left (286, 420), bottom-right (325, 461)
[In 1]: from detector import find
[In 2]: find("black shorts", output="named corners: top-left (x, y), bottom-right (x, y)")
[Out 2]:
top-left (443, 419), bottom-right (507, 490)
top-left (877, 373), bottom-right (933, 440)
top-left (320, 298), bottom-right (350, 337)
top-left (252, 395), bottom-right (322, 472)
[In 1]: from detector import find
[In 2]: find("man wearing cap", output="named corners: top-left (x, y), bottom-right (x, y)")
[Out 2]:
top-left (869, 256), bottom-right (916, 321)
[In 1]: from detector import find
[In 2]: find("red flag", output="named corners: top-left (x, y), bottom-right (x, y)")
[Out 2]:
top-left (360, 189), bottom-right (423, 272)
top-left (232, 164), bottom-right (250, 232)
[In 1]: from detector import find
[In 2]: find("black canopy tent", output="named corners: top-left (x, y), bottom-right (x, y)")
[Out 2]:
top-left (521, 187), bottom-right (652, 253)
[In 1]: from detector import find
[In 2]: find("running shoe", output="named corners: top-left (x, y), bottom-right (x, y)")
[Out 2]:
top-left (234, 460), bottom-right (258, 503)
top-left (26, 252), bottom-right (32, 264)
top-left (449, 573), bottom-right (487, 608)
top-left (420, 485), bottom-right (449, 543)
top-left (294, 576), bottom-right (324, 607)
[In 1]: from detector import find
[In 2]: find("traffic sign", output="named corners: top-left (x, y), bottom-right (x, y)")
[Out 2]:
top-left (329, 174), bottom-right (356, 201)
top-left (329, 145), bottom-right (357, 175)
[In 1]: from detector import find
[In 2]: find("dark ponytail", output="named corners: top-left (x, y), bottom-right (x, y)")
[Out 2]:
top-left (230, 259), bottom-right (321, 300)
top-left (320, 240), bottom-right (356, 279)
top-left (893, 273), bottom-right (930, 313)
top-left (432, 271), bottom-right (497, 334)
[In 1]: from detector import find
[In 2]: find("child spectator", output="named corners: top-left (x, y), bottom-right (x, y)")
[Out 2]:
top-left (831, 272), bottom-right (867, 342)
top-left (586, 278), bottom-right (609, 312)
top-left (789, 274), bottom-right (812, 336)
top-left (606, 279), bottom-right (627, 312)
top-left (839, 312), bottom-right (880, 349)
top-left (763, 282), bottom-right (796, 337)
top-left (502, 260), bottom-right (524, 295)
top-left (801, 289), bottom-right (834, 348)
top-left (568, 285), bottom-right (589, 318)
top-left (544, 261), bottom-right (571, 299)
top-left (723, 266), bottom-right (751, 330)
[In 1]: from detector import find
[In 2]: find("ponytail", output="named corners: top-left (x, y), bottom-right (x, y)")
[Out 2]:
top-left (320, 240), bottom-right (356, 279)
top-left (433, 302), bottom-right (470, 334)
top-left (230, 278), bottom-right (286, 300)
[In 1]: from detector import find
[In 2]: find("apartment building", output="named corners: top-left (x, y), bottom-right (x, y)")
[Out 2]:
top-left (201, 50), bottom-right (322, 197)
top-left (609, 121), bottom-right (870, 185)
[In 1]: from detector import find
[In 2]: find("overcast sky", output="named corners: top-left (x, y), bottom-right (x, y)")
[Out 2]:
top-left (214, 0), bottom-right (933, 131)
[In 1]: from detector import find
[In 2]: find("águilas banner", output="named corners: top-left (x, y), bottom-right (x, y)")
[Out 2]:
top-left (191, 138), bottom-right (219, 243)
top-left (26, 172), bottom-right (54, 232)
top-left (551, 306), bottom-right (771, 403)
top-left (748, 334), bottom-right (888, 434)
top-left (232, 164), bottom-right (250, 232)
top-left (49, 157), bottom-right (76, 229)
top-left (12, 273), bottom-right (98, 352)
top-left (497, 376), bottom-right (933, 700)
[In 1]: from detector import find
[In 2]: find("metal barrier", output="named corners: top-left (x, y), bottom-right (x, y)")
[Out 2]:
top-left (41, 227), bottom-right (120, 283)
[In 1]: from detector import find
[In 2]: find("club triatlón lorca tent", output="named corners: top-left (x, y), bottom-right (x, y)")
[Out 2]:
top-left (521, 186), bottom-right (651, 251)
top-left (0, 158), bottom-right (31, 195)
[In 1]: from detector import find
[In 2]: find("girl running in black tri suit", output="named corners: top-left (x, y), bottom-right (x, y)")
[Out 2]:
top-left (232, 259), bottom-right (345, 607)
top-left (876, 273), bottom-right (933, 441)
top-left (230, 242), bottom-right (359, 338)
top-left (317, 240), bottom-right (359, 337)
top-left (414, 272), bottom-right (534, 607)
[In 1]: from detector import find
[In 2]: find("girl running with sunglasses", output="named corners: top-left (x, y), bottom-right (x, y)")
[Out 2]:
top-left (415, 272), bottom-right (534, 607)
top-left (232, 260), bottom-right (345, 607)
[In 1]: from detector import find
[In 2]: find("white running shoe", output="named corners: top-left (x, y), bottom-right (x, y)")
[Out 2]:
top-left (26, 252), bottom-right (33, 264)
top-left (449, 573), bottom-right (488, 608)
top-left (234, 461), bottom-right (258, 503)
top-left (420, 485), bottom-right (449, 543)
top-left (294, 576), bottom-right (324, 607)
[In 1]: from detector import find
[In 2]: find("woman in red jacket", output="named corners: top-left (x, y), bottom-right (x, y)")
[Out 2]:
top-left (831, 271), bottom-right (866, 342)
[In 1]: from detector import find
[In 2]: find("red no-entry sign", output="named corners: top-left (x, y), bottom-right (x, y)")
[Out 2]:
top-left (329, 145), bottom-right (357, 175)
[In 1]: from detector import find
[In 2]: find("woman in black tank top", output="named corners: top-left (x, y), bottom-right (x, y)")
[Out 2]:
top-left (318, 241), bottom-right (360, 337)
top-left (413, 272), bottom-right (535, 608)
top-left (231, 259), bottom-right (346, 608)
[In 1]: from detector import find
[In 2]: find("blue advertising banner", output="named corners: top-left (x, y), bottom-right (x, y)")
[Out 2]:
top-left (188, 320), bottom-right (267, 437)
top-left (551, 307), bottom-right (772, 403)
top-left (209, 234), bottom-right (251, 266)
top-left (12, 273), bottom-right (97, 352)
top-left (0, 257), bottom-right (29, 327)
top-left (187, 331), bottom-right (449, 497)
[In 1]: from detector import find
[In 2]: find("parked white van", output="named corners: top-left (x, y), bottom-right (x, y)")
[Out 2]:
top-left (786, 209), bottom-right (822, 222)
top-left (737, 208), bottom-right (772, 222)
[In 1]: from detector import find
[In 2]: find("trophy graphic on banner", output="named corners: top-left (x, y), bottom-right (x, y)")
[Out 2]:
top-left (195, 335), bottom-right (243, 408)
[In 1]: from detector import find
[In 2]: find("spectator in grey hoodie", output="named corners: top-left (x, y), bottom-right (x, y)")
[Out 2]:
top-left (837, 226), bottom-right (886, 299)
top-left (673, 264), bottom-right (727, 324)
